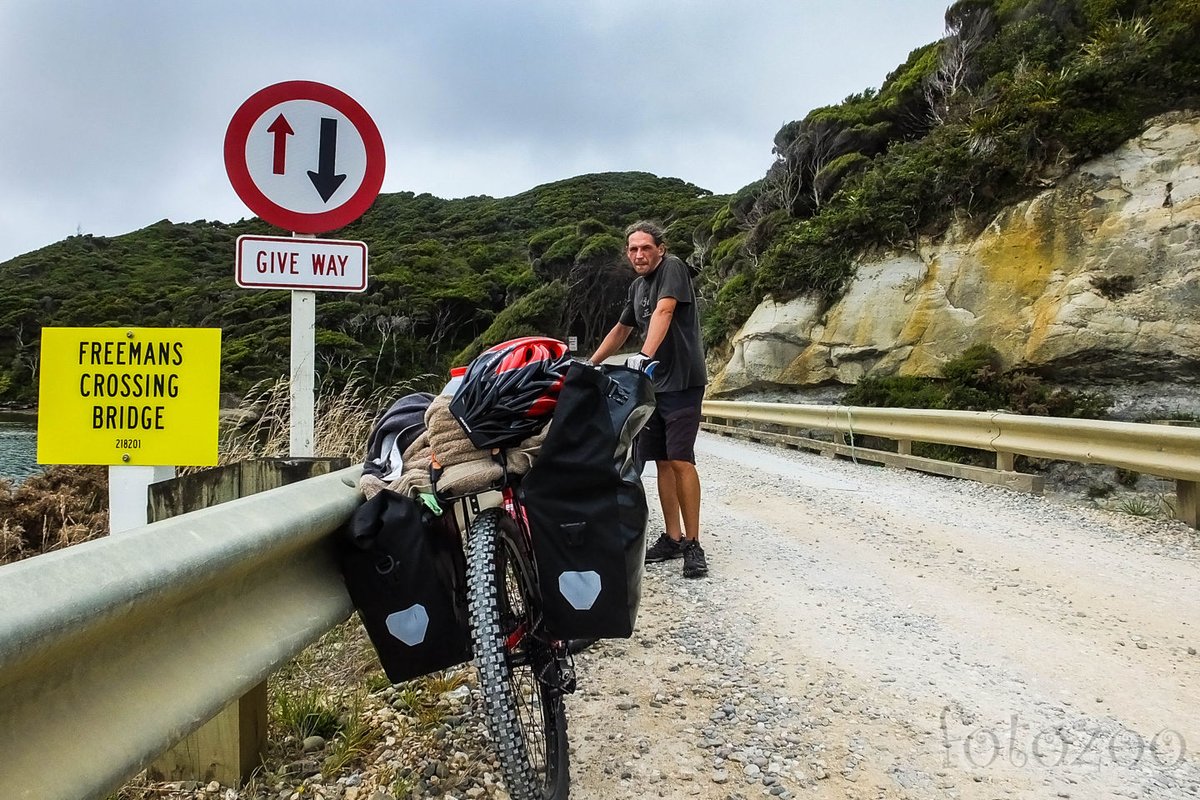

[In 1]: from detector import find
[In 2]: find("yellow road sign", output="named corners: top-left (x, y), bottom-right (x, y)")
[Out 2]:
top-left (37, 327), bottom-right (222, 466)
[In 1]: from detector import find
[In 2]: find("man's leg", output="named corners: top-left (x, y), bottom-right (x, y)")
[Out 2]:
top-left (667, 459), bottom-right (701, 541)
top-left (645, 461), bottom-right (685, 562)
top-left (656, 461), bottom-right (683, 540)
top-left (659, 386), bottom-right (706, 577)
top-left (672, 457), bottom-right (707, 577)
top-left (643, 387), bottom-right (704, 567)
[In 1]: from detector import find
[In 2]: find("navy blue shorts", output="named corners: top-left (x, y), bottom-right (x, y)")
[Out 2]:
top-left (636, 386), bottom-right (704, 464)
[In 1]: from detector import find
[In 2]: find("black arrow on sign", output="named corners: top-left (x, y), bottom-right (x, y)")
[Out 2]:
top-left (307, 117), bottom-right (347, 203)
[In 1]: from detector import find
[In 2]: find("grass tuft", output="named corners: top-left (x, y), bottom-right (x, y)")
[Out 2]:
top-left (1116, 496), bottom-right (1160, 518)
top-left (320, 692), bottom-right (381, 778)
top-left (213, 376), bottom-right (429, 466)
top-left (274, 685), bottom-right (342, 740)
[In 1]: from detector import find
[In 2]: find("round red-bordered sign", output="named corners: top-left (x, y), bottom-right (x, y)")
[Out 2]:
top-left (224, 81), bottom-right (385, 233)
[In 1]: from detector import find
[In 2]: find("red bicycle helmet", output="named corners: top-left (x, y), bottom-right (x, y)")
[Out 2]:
top-left (448, 336), bottom-right (572, 449)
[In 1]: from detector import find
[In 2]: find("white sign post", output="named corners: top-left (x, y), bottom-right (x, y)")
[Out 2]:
top-left (291, 286), bottom-right (316, 457)
top-left (224, 81), bottom-right (385, 457)
top-left (110, 465), bottom-right (177, 532)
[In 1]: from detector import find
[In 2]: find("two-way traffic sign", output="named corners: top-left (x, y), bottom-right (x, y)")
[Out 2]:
top-left (223, 81), bottom-right (385, 233)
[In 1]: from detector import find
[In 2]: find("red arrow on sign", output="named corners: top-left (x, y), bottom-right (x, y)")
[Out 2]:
top-left (267, 114), bottom-right (294, 175)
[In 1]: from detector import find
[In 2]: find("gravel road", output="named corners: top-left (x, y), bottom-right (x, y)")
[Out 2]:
top-left (567, 431), bottom-right (1200, 800)
top-left (123, 430), bottom-right (1200, 800)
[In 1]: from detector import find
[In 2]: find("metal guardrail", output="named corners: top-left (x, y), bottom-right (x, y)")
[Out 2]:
top-left (0, 466), bottom-right (363, 800)
top-left (702, 401), bottom-right (1200, 525)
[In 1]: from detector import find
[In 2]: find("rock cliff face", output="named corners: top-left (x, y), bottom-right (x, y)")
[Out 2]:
top-left (712, 113), bottom-right (1200, 410)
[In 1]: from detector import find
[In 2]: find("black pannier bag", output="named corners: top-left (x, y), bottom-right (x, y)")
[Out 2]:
top-left (341, 489), bottom-right (472, 682)
top-left (520, 363), bottom-right (656, 639)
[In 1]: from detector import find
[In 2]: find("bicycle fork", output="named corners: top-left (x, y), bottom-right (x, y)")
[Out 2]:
top-left (546, 644), bottom-right (577, 696)
top-left (507, 626), bottom-right (578, 697)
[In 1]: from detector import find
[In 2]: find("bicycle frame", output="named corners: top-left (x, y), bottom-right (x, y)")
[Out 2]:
top-left (501, 485), bottom-right (579, 694)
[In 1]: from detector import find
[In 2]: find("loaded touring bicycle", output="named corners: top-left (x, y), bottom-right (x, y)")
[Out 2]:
top-left (343, 336), bottom-right (655, 799)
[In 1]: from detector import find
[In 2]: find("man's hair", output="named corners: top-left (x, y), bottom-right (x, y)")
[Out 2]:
top-left (624, 220), bottom-right (666, 247)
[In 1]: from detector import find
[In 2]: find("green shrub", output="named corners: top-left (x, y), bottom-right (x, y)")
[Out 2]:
top-left (843, 344), bottom-right (1111, 418)
top-left (453, 280), bottom-right (568, 365)
top-left (575, 217), bottom-right (609, 237)
top-left (702, 273), bottom-right (758, 348)
top-left (526, 226), bottom-right (572, 259)
top-left (756, 219), bottom-right (855, 303)
top-left (940, 342), bottom-right (1001, 385)
top-left (536, 235), bottom-right (584, 278)
top-left (710, 232), bottom-right (749, 272)
top-left (842, 374), bottom-right (949, 410)
top-left (576, 232), bottom-right (623, 264)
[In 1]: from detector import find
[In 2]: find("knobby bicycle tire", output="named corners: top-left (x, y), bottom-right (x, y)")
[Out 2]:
top-left (466, 507), bottom-right (570, 800)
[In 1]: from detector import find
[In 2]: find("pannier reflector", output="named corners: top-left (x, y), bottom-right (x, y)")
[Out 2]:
top-left (385, 604), bottom-right (430, 645)
top-left (558, 571), bottom-right (602, 610)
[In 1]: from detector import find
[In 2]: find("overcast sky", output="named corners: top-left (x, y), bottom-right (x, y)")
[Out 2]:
top-left (0, 1), bottom-right (951, 263)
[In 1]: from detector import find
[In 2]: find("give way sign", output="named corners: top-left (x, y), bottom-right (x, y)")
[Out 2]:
top-left (224, 81), bottom-right (386, 233)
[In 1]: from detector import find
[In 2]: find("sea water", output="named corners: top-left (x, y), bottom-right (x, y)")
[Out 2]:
top-left (0, 413), bottom-right (39, 483)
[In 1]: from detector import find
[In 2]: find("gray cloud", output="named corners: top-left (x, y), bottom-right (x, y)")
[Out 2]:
top-left (0, 0), bottom-right (949, 261)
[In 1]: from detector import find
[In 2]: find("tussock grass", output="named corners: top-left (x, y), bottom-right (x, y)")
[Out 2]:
top-left (214, 375), bottom-right (434, 466)
top-left (319, 692), bottom-right (380, 778)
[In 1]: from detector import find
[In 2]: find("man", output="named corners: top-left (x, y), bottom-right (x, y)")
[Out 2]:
top-left (589, 221), bottom-right (708, 578)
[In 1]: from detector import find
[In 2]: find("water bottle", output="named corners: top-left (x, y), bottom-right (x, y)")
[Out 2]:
top-left (441, 366), bottom-right (467, 396)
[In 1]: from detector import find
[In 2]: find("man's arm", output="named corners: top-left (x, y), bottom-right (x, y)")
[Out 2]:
top-left (639, 296), bottom-right (677, 358)
top-left (589, 322), bottom-right (633, 364)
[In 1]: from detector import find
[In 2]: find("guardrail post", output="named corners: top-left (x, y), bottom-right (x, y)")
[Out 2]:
top-left (147, 683), bottom-right (268, 786)
top-left (996, 451), bottom-right (1015, 472)
top-left (897, 439), bottom-right (912, 456)
top-left (1178, 480), bottom-right (1198, 529)
top-left (146, 457), bottom-right (349, 785)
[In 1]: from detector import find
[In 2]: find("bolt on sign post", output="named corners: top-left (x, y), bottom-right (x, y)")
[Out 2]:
top-left (36, 327), bottom-right (222, 532)
top-left (224, 81), bottom-right (384, 457)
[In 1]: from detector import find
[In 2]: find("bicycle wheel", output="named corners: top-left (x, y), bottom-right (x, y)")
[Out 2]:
top-left (466, 507), bottom-right (570, 800)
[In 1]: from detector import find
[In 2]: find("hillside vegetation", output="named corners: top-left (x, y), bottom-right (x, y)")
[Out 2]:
top-left (1, 0), bottom-right (1195, 405)
top-left (0, 174), bottom-right (720, 403)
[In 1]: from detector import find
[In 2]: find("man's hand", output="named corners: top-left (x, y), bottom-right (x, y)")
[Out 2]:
top-left (625, 352), bottom-right (658, 376)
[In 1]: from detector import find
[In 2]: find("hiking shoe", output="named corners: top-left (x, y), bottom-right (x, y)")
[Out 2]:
top-left (645, 533), bottom-right (685, 563)
top-left (682, 540), bottom-right (708, 578)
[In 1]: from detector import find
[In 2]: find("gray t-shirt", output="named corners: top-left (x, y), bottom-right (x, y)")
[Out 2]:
top-left (618, 254), bottom-right (706, 392)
